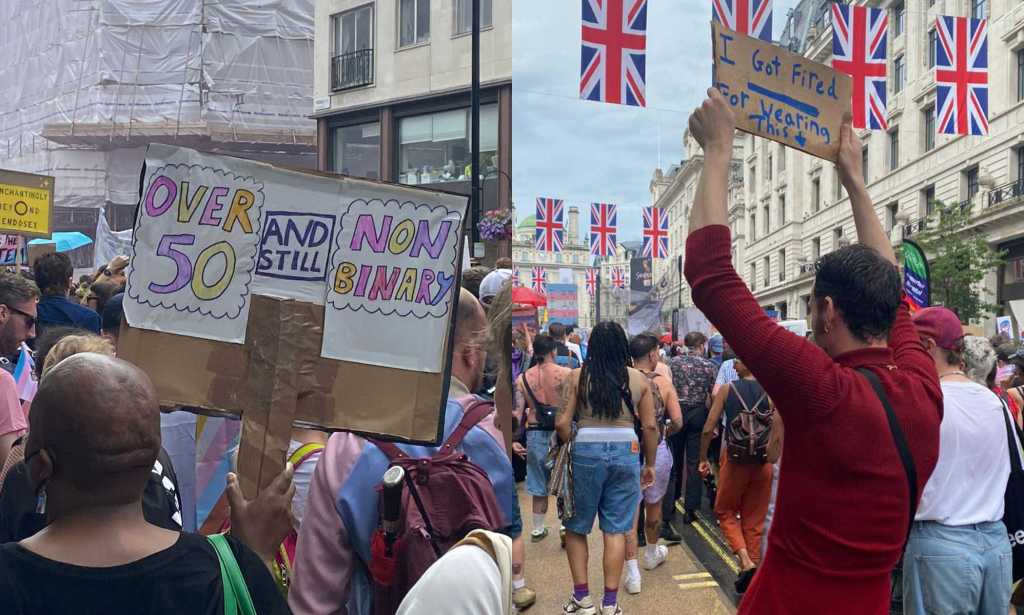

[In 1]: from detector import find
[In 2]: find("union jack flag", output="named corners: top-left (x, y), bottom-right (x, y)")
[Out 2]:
top-left (580, 0), bottom-right (648, 107)
top-left (935, 16), bottom-right (988, 136)
top-left (585, 268), bottom-right (597, 296)
top-left (590, 203), bottom-right (618, 257)
top-left (611, 267), bottom-right (626, 289)
top-left (642, 206), bottom-right (669, 259)
top-left (535, 197), bottom-right (565, 253)
top-left (831, 3), bottom-right (889, 130)
top-left (531, 267), bottom-right (547, 295)
top-left (712, 0), bottom-right (773, 42)
top-left (512, 265), bottom-right (521, 287)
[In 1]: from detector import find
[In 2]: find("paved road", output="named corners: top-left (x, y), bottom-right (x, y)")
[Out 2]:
top-left (518, 487), bottom-right (736, 614)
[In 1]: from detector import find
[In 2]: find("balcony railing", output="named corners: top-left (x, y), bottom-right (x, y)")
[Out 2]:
top-left (902, 218), bottom-right (928, 239)
top-left (331, 48), bottom-right (374, 91)
top-left (988, 178), bottom-right (1024, 208)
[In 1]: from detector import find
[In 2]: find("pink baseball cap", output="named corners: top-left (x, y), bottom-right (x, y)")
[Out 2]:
top-left (912, 306), bottom-right (964, 350)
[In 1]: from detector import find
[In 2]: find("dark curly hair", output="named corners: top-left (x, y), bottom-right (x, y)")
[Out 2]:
top-left (813, 244), bottom-right (901, 343)
top-left (577, 321), bottom-right (631, 420)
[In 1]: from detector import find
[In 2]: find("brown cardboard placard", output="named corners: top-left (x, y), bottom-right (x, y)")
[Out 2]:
top-left (27, 242), bottom-right (55, 267)
top-left (712, 22), bottom-right (852, 161)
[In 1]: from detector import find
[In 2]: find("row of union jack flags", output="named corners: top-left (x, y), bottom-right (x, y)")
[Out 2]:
top-left (513, 265), bottom-right (627, 296)
top-left (535, 197), bottom-right (669, 259)
top-left (580, 0), bottom-right (988, 136)
top-left (831, 5), bottom-right (988, 136)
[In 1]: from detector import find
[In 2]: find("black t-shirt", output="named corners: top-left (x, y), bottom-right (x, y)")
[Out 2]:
top-left (0, 447), bottom-right (182, 543)
top-left (0, 531), bottom-right (290, 615)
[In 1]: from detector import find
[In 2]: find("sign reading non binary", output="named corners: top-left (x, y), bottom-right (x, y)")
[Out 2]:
top-left (712, 22), bottom-right (852, 161)
top-left (0, 169), bottom-right (54, 238)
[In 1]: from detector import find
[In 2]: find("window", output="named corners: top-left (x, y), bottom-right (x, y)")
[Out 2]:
top-left (331, 121), bottom-right (381, 179)
top-left (835, 169), bottom-right (844, 201)
top-left (778, 249), bottom-right (786, 282)
top-left (833, 227), bottom-right (844, 250)
top-left (1018, 50), bottom-right (1024, 102)
top-left (331, 5), bottom-right (374, 90)
top-left (893, 55), bottom-right (905, 94)
top-left (887, 202), bottom-right (899, 231)
top-left (966, 166), bottom-right (980, 200)
top-left (928, 29), bottom-right (936, 68)
top-left (763, 256), bottom-right (770, 287)
top-left (454, 0), bottom-right (493, 34)
top-left (924, 185), bottom-right (936, 216)
top-left (893, 3), bottom-right (905, 37)
top-left (763, 203), bottom-right (770, 234)
top-left (749, 165), bottom-right (757, 195)
top-left (750, 212), bottom-right (757, 241)
top-left (399, 0), bottom-right (430, 47)
top-left (812, 237), bottom-right (821, 260)
top-left (811, 177), bottom-right (821, 213)
top-left (398, 104), bottom-right (499, 185)
top-left (778, 145), bottom-right (786, 172)
top-left (971, 0), bottom-right (986, 20)
top-left (923, 106), bottom-right (935, 152)
top-left (861, 146), bottom-right (869, 184)
top-left (767, 154), bottom-right (773, 181)
top-left (751, 262), bottom-right (757, 290)
top-left (1017, 146), bottom-right (1024, 182)
top-left (779, 194), bottom-right (787, 225)
top-left (889, 129), bottom-right (899, 171)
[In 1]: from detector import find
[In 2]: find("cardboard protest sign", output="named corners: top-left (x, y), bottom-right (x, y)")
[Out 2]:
top-left (0, 235), bottom-right (21, 265)
top-left (120, 144), bottom-right (470, 496)
top-left (712, 22), bottom-right (852, 161)
top-left (0, 170), bottom-right (54, 238)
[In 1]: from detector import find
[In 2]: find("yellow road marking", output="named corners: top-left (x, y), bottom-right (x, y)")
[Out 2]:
top-left (690, 513), bottom-right (741, 575)
top-left (678, 580), bottom-right (721, 590)
top-left (673, 572), bottom-right (712, 581)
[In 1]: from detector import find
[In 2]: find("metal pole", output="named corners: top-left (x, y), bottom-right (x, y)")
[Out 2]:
top-left (595, 266), bottom-right (602, 323)
top-left (470, 0), bottom-right (481, 257)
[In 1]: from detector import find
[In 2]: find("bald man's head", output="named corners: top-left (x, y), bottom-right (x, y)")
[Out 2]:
top-left (26, 353), bottom-right (161, 509)
top-left (451, 288), bottom-right (489, 392)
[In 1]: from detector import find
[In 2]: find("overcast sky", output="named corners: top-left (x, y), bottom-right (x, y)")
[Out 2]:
top-left (512, 0), bottom-right (801, 242)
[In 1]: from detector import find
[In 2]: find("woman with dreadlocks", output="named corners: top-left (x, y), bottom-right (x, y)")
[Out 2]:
top-left (554, 321), bottom-right (659, 615)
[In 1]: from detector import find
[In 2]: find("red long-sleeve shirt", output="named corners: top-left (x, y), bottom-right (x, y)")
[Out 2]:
top-left (685, 225), bottom-right (941, 615)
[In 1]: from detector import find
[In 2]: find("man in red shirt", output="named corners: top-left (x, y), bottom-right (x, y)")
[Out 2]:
top-left (683, 89), bottom-right (941, 614)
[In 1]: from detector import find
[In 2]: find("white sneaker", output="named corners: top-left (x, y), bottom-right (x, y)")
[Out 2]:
top-left (563, 595), bottom-right (597, 615)
top-left (642, 544), bottom-right (668, 570)
top-left (600, 605), bottom-right (623, 615)
top-left (623, 572), bottom-right (641, 594)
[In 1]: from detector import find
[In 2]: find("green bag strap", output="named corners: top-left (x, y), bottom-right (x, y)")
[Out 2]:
top-left (208, 533), bottom-right (258, 615)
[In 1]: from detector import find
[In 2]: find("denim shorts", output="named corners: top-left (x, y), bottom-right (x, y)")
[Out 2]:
top-left (563, 439), bottom-right (641, 535)
top-left (903, 520), bottom-right (1011, 615)
top-left (526, 429), bottom-right (554, 497)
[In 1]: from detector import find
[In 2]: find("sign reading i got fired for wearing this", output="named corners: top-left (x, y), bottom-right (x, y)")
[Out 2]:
top-left (0, 169), bottom-right (54, 238)
top-left (712, 22), bottom-right (852, 161)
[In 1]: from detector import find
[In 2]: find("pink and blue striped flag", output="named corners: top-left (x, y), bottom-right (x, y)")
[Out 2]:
top-left (14, 343), bottom-right (36, 402)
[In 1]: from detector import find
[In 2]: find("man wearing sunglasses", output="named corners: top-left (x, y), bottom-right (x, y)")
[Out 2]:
top-left (0, 272), bottom-right (39, 471)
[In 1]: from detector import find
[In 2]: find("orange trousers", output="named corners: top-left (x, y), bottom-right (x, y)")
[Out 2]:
top-left (714, 451), bottom-right (772, 564)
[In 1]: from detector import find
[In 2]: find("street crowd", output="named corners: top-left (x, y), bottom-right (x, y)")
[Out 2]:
top-left (0, 87), bottom-right (1019, 615)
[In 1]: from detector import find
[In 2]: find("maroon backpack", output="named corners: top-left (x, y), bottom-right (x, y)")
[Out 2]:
top-left (367, 398), bottom-right (507, 615)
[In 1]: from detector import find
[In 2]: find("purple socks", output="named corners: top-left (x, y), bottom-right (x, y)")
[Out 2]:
top-left (573, 584), bottom-right (589, 602)
top-left (603, 588), bottom-right (618, 607)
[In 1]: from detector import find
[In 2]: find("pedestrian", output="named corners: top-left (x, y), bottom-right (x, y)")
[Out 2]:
top-left (549, 322), bottom-right (582, 368)
top-left (516, 333), bottom-right (570, 544)
top-left (708, 334), bottom-right (725, 367)
top-left (461, 265), bottom-right (492, 299)
top-left (82, 279), bottom-right (122, 317)
top-left (554, 321), bottom-right (658, 615)
top-left (289, 289), bottom-right (529, 614)
top-left (902, 308), bottom-right (1011, 615)
top-left (712, 346), bottom-right (739, 397)
top-left (565, 325), bottom-right (584, 362)
top-left (667, 331), bottom-right (717, 524)
top-left (0, 273), bottom-right (38, 470)
top-left (33, 253), bottom-right (101, 336)
top-left (0, 353), bottom-right (293, 614)
top-left (623, 333), bottom-right (684, 595)
top-left (513, 324), bottom-right (532, 384)
top-left (698, 357), bottom-right (779, 594)
top-left (684, 89), bottom-right (942, 614)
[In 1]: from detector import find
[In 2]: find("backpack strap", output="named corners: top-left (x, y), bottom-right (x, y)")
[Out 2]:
top-left (288, 442), bottom-right (325, 468)
top-left (521, 370), bottom-right (542, 409)
top-left (728, 381), bottom-right (766, 413)
top-left (857, 368), bottom-right (918, 546)
top-left (440, 397), bottom-right (495, 453)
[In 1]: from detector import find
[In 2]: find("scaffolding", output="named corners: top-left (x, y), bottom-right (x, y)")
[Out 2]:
top-left (0, 0), bottom-right (316, 232)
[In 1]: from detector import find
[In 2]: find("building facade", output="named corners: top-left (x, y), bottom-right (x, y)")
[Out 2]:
top-left (312, 0), bottom-right (511, 260)
top-left (513, 206), bottom-right (595, 329)
top-left (666, 0), bottom-right (1024, 333)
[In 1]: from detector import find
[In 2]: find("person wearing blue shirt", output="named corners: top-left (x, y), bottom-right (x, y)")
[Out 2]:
top-left (33, 252), bottom-right (101, 338)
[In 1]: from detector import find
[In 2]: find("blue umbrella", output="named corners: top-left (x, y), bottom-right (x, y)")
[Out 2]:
top-left (28, 232), bottom-right (93, 253)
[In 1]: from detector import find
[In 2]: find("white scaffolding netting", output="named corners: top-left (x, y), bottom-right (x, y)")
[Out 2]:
top-left (0, 0), bottom-right (316, 217)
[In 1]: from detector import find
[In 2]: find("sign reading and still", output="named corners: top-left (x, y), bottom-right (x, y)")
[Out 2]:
top-left (712, 22), bottom-right (852, 161)
top-left (0, 170), bottom-right (54, 238)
